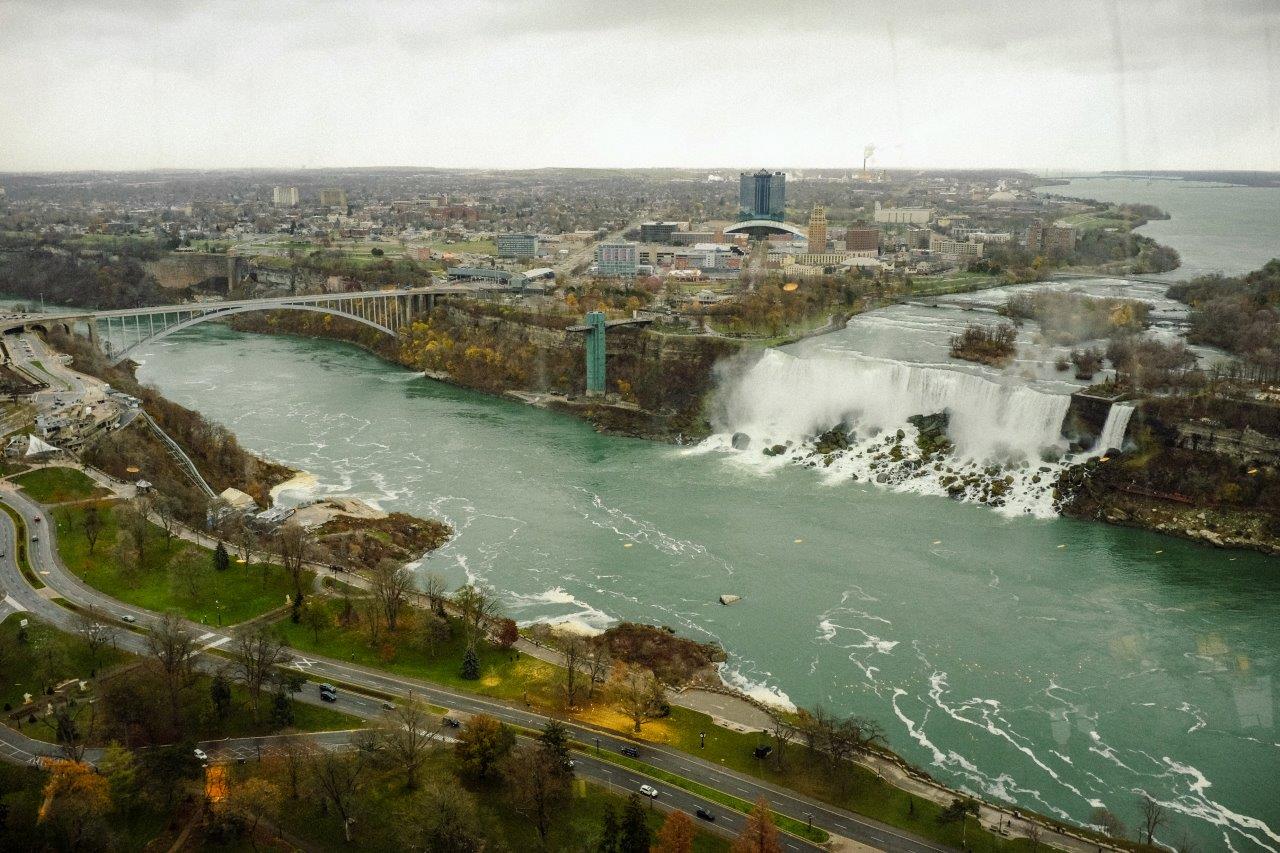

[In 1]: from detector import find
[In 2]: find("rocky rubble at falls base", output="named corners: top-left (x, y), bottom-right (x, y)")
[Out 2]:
top-left (743, 413), bottom-right (1064, 512)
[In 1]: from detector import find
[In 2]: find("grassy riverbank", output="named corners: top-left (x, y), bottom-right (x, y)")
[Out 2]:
top-left (52, 501), bottom-right (305, 626)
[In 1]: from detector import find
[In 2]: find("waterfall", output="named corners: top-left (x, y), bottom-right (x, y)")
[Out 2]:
top-left (714, 350), bottom-right (1072, 461)
top-left (698, 349), bottom-right (1080, 518)
top-left (1093, 403), bottom-right (1135, 455)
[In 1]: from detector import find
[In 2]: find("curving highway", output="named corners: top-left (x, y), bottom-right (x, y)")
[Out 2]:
top-left (0, 481), bottom-right (971, 852)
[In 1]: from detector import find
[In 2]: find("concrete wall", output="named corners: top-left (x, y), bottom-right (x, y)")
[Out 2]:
top-left (144, 253), bottom-right (243, 290)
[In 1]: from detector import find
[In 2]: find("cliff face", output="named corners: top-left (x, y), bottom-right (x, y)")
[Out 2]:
top-left (1058, 398), bottom-right (1280, 555)
top-left (229, 304), bottom-right (743, 441)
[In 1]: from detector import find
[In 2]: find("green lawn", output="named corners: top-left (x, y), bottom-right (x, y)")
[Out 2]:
top-left (429, 239), bottom-right (497, 255)
top-left (260, 750), bottom-right (729, 852)
top-left (52, 502), bottom-right (305, 626)
top-left (0, 460), bottom-right (30, 477)
top-left (0, 613), bottom-right (130, 710)
top-left (13, 467), bottom-right (110, 503)
top-left (272, 598), bottom-right (563, 706)
top-left (16, 673), bottom-right (361, 745)
top-left (274, 598), bottom-right (1029, 850)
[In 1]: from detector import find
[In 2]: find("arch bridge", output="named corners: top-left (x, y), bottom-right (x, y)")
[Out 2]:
top-left (9, 285), bottom-right (503, 365)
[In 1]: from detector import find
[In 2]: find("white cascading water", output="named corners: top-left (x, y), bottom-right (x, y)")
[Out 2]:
top-left (1092, 403), bottom-right (1135, 455)
top-left (697, 349), bottom-right (1083, 518)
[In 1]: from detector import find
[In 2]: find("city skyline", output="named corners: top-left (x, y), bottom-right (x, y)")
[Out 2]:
top-left (1, 0), bottom-right (1278, 172)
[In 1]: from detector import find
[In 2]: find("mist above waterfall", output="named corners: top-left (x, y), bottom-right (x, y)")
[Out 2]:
top-left (713, 350), bottom-right (1071, 462)
top-left (699, 349), bottom-right (1090, 517)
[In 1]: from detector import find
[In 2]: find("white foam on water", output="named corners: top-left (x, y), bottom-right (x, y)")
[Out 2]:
top-left (717, 663), bottom-right (796, 711)
top-left (1153, 759), bottom-right (1280, 851)
top-left (507, 586), bottom-right (613, 635)
top-left (704, 349), bottom-right (1095, 518)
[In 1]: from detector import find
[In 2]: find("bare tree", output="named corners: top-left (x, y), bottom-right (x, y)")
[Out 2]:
top-left (422, 572), bottom-right (447, 617)
top-left (232, 629), bottom-right (292, 723)
top-left (274, 523), bottom-right (311, 600)
top-left (152, 493), bottom-right (182, 551)
top-left (168, 545), bottom-right (204, 601)
top-left (1090, 806), bottom-right (1126, 839)
top-left (1139, 794), bottom-right (1168, 847)
top-left (75, 606), bottom-right (115, 669)
top-left (453, 584), bottom-right (501, 651)
top-left (370, 559), bottom-right (412, 633)
top-left (586, 643), bottom-right (611, 700)
top-left (768, 713), bottom-right (794, 772)
top-left (609, 663), bottom-right (659, 733)
top-left (41, 701), bottom-right (95, 762)
top-left (501, 744), bottom-right (570, 846)
top-left (557, 633), bottom-right (586, 709)
top-left (371, 695), bottom-right (441, 789)
top-left (146, 611), bottom-right (197, 724)
top-left (81, 504), bottom-right (104, 554)
top-left (307, 747), bottom-right (369, 842)
top-left (417, 613), bottom-right (451, 658)
top-left (118, 497), bottom-right (153, 574)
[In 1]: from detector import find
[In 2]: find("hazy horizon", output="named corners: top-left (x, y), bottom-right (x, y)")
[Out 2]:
top-left (2, 0), bottom-right (1278, 172)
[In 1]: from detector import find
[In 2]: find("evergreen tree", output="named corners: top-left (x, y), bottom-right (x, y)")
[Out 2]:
top-left (619, 794), bottom-right (650, 853)
top-left (213, 541), bottom-right (230, 572)
top-left (539, 719), bottom-right (572, 771)
top-left (210, 674), bottom-right (233, 721)
top-left (461, 645), bottom-right (480, 680)
top-left (596, 803), bottom-right (620, 853)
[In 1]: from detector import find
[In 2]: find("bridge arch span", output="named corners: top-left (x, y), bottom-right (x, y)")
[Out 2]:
top-left (105, 303), bottom-right (397, 365)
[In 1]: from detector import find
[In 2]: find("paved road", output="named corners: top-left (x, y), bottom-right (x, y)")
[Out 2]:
top-left (0, 491), bottom-right (838, 852)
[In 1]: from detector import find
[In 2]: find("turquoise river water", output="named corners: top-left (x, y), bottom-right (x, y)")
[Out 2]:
top-left (125, 177), bottom-right (1278, 850)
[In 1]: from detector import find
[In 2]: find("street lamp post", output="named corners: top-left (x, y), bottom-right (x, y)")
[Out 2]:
top-left (699, 731), bottom-right (705, 749)
top-left (594, 737), bottom-right (600, 755)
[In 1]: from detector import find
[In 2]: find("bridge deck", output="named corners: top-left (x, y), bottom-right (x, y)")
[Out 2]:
top-left (22, 284), bottom-right (512, 323)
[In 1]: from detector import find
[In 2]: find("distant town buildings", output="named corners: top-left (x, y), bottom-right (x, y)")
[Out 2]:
top-left (1026, 220), bottom-right (1078, 254)
top-left (595, 240), bottom-right (638, 276)
top-left (640, 221), bottom-right (684, 243)
top-left (929, 233), bottom-right (984, 262)
top-left (496, 232), bottom-right (539, 259)
top-left (844, 225), bottom-right (880, 253)
top-left (873, 201), bottom-right (933, 225)
top-left (272, 186), bottom-right (299, 207)
top-left (807, 206), bottom-right (828, 252)
top-left (318, 188), bottom-right (348, 208)
top-left (271, 184), bottom-right (298, 206)
top-left (739, 169), bottom-right (786, 221)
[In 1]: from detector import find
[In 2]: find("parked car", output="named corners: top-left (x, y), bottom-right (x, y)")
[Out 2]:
top-left (639, 784), bottom-right (659, 799)
top-left (319, 684), bottom-right (337, 702)
top-left (620, 746), bottom-right (639, 758)
top-left (695, 808), bottom-right (716, 822)
top-left (193, 748), bottom-right (208, 762)
top-left (381, 701), bottom-right (395, 710)
top-left (121, 614), bottom-right (136, 623)
top-left (442, 716), bottom-right (462, 728)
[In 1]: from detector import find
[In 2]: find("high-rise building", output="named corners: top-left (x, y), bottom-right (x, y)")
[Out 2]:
top-left (272, 186), bottom-right (299, 207)
top-left (318, 188), bottom-right (347, 208)
top-left (1026, 220), bottom-right (1078, 255)
top-left (595, 240), bottom-right (638, 277)
top-left (807, 206), bottom-right (828, 252)
top-left (739, 169), bottom-right (786, 221)
top-left (844, 225), bottom-right (880, 253)
top-left (497, 233), bottom-right (539, 259)
top-left (640, 221), bottom-right (683, 243)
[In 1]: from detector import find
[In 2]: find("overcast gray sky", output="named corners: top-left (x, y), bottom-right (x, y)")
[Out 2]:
top-left (1, 0), bottom-right (1277, 172)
